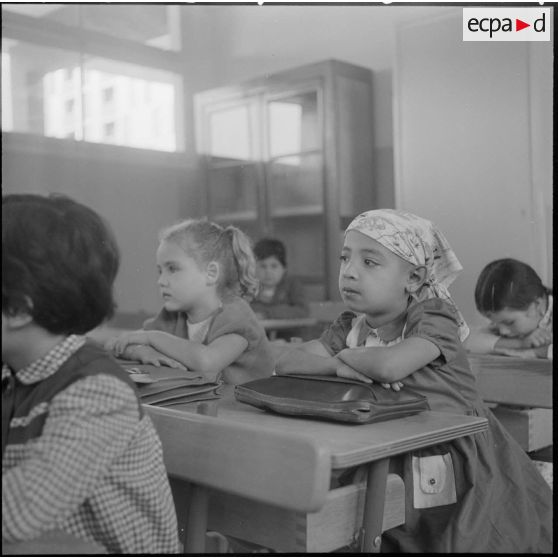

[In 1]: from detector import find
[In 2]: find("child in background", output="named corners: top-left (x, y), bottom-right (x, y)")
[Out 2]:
top-left (2, 194), bottom-right (179, 554)
top-left (466, 258), bottom-right (552, 359)
top-left (251, 238), bottom-right (309, 320)
top-left (107, 219), bottom-right (274, 385)
top-left (276, 209), bottom-right (552, 553)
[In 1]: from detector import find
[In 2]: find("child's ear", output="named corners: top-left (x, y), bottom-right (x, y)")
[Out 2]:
top-left (405, 265), bottom-right (428, 295)
top-left (4, 310), bottom-right (34, 331)
top-left (206, 261), bottom-right (220, 286)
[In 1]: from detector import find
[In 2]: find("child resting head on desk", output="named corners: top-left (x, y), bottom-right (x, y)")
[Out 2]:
top-left (2, 194), bottom-right (179, 554)
top-left (465, 258), bottom-right (552, 359)
top-left (106, 218), bottom-right (274, 385)
top-left (275, 209), bottom-right (552, 553)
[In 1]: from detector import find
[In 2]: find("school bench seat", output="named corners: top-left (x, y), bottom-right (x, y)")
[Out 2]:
top-left (147, 404), bottom-right (405, 553)
top-left (203, 475), bottom-right (405, 552)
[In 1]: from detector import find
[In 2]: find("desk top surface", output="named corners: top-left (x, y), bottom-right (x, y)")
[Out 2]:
top-left (468, 353), bottom-right (552, 373)
top-left (467, 352), bottom-right (552, 408)
top-left (146, 386), bottom-right (487, 469)
top-left (259, 317), bottom-right (319, 330)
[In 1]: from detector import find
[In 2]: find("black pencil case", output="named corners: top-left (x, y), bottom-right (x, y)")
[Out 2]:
top-left (234, 374), bottom-right (429, 424)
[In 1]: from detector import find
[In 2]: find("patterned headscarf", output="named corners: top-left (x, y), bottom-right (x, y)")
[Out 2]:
top-left (346, 209), bottom-right (469, 341)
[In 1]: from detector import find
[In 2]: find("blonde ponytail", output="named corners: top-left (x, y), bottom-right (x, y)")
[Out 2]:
top-left (224, 226), bottom-right (259, 300)
top-left (160, 218), bottom-right (258, 300)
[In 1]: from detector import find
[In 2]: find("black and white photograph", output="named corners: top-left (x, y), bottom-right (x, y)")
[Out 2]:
top-left (2, 1), bottom-right (553, 555)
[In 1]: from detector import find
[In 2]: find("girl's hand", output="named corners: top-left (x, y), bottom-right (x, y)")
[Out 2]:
top-left (336, 361), bottom-right (372, 384)
top-left (131, 345), bottom-right (186, 369)
top-left (523, 328), bottom-right (552, 348)
top-left (106, 330), bottom-right (148, 357)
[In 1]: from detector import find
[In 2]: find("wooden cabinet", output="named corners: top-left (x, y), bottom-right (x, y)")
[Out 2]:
top-left (194, 60), bottom-right (375, 299)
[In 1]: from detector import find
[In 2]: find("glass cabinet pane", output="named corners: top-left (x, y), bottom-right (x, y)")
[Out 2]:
top-left (267, 153), bottom-right (323, 217)
top-left (208, 104), bottom-right (254, 161)
top-left (204, 99), bottom-right (260, 225)
top-left (207, 163), bottom-right (259, 221)
top-left (267, 90), bottom-right (319, 157)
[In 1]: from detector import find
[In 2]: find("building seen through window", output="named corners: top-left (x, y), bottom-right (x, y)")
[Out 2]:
top-left (1, 4), bottom-right (182, 152)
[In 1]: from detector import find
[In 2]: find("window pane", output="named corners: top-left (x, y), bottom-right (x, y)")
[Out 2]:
top-left (2, 39), bottom-right (81, 136)
top-left (81, 56), bottom-right (179, 151)
top-left (2, 39), bottom-right (181, 152)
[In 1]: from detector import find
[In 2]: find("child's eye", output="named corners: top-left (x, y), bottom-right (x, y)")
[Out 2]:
top-left (364, 259), bottom-right (377, 267)
top-left (339, 254), bottom-right (348, 262)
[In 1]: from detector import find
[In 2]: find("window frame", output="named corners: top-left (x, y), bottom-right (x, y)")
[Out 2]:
top-left (2, 9), bottom-right (186, 153)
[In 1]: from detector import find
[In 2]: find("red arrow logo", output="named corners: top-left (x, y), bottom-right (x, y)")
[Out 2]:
top-left (516, 19), bottom-right (530, 31)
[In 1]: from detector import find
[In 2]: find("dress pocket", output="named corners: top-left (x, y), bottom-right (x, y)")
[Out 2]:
top-left (412, 453), bottom-right (457, 509)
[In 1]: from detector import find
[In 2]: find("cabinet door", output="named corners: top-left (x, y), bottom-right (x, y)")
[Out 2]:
top-left (263, 86), bottom-right (326, 296)
top-left (200, 96), bottom-right (263, 240)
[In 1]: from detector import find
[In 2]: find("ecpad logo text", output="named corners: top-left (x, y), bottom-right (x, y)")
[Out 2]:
top-left (463, 8), bottom-right (551, 41)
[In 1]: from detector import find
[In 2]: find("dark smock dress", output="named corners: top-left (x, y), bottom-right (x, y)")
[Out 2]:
top-left (319, 298), bottom-right (553, 553)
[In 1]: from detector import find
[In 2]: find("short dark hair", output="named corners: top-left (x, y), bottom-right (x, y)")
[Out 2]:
top-left (253, 238), bottom-right (287, 267)
top-left (474, 258), bottom-right (548, 314)
top-left (2, 194), bottom-right (120, 335)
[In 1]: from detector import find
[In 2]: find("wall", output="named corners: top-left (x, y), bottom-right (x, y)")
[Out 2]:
top-left (2, 134), bottom-right (201, 316)
top-left (393, 11), bottom-right (553, 326)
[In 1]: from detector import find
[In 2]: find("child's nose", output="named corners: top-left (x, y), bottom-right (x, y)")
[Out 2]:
top-left (342, 261), bottom-right (357, 278)
top-left (157, 274), bottom-right (168, 287)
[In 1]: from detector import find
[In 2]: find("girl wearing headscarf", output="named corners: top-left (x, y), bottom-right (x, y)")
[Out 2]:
top-left (276, 209), bottom-right (552, 553)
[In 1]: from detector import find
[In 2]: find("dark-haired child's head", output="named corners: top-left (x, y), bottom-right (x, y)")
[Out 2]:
top-left (254, 238), bottom-right (287, 290)
top-left (474, 258), bottom-right (549, 338)
top-left (2, 194), bottom-right (120, 337)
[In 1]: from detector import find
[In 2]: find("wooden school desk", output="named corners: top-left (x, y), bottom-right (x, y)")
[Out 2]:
top-left (468, 353), bottom-right (552, 408)
top-left (2, 530), bottom-right (107, 555)
top-left (259, 317), bottom-right (319, 340)
top-left (146, 387), bottom-right (487, 553)
top-left (468, 353), bottom-right (552, 451)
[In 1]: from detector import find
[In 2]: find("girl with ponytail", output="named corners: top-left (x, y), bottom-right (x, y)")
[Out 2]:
top-left (107, 219), bottom-right (274, 384)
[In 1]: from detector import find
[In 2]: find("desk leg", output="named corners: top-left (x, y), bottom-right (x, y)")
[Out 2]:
top-left (360, 457), bottom-right (390, 553)
top-left (184, 484), bottom-right (209, 553)
top-left (183, 401), bottom-right (217, 553)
